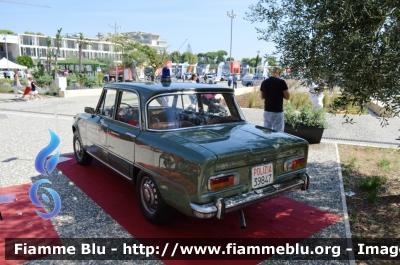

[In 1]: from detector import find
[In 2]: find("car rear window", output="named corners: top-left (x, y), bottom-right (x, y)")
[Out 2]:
top-left (147, 92), bottom-right (245, 130)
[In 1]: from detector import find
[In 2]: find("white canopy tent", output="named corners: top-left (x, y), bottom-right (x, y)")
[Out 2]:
top-left (0, 57), bottom-right (27, 69)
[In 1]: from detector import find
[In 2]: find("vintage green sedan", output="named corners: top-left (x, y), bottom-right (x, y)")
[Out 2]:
top-left (72, 81), bottom-right (310, 227)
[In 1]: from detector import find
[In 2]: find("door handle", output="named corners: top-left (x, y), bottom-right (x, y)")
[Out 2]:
top-left (126, 133), bottom-right (136, 138)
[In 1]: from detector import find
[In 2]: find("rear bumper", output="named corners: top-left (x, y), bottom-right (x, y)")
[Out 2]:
top-left (190, 173), bottom-right (310, 219)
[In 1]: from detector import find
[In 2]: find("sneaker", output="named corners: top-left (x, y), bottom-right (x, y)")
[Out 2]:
top-left (26, 100), bottom-right (31, 102)
top-left (39, 98), bottom-right (42, 101)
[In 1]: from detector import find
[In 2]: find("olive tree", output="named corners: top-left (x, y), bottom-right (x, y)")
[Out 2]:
top-left (245, 0), bottom-right (400, 124)
top-left (122, 50), bottom-right (147, 81)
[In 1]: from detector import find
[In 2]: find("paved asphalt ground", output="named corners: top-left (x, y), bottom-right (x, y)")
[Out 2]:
top-left (0, 89), bottom-right (399, 265)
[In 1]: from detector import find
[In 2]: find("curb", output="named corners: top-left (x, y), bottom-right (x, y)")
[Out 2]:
top-left (335, 143), bottom-right (356, 264)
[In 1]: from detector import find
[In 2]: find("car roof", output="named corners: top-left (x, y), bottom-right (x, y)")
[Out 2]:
top-left (104, 81), bottom-right (233, 99)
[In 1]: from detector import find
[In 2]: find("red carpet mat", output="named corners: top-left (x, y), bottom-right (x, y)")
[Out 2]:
top-left (58, 156), bottom-right (341, 265)
top-left (0, 184), bottom-right (60, 265)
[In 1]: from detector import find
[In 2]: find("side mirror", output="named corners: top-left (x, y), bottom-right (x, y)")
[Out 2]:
top-left (85, 107), bottom-right (95, 117)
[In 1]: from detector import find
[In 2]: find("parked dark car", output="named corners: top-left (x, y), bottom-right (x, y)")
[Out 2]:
top-left (72, 82), bottom-right (310, 226)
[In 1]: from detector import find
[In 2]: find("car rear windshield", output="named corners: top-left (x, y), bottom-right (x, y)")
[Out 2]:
top-left (147, 92), bottom-right (245, 130)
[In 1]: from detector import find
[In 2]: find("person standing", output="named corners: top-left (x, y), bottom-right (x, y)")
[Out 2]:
top-left (260, 67), bottom-right (290, 132)
top-left (232, 74), bottom-right (238, 89)
top-left (227, 74), bottom-right (232, 88)
top-left (203, 74), bottom-right (208, 84)
top-left (196, 73), bottom-right (200, 83)
top-left (13, 69), bottom-right (21, 98)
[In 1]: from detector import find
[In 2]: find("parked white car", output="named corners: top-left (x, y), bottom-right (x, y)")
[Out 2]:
top-left (200, 74), bottom-right (219, 84)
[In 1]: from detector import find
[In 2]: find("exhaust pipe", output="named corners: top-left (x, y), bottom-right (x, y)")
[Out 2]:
top-left (238, 209), bottom-right (246, 229)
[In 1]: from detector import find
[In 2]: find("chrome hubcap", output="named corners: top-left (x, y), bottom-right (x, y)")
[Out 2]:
top-left (74, 138), bottom-right (82, 159)
top-left (141, 177), bottom-right (157, 214)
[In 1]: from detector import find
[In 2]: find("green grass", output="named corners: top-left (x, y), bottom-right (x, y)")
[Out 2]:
top-left (365, 146), bottom-right (377, 152)
top-left (359, 176), bottom-right (387, 192)
top-left (342, 156), bottom-right (357, 175)
top-left (358, 176), bottom-right (387, 203)
top-left (349, 211), bottom-right (358, 222)
top-left (377, 157), bottom-right (391, 172)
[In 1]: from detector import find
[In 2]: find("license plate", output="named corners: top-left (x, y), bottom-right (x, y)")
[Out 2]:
top-left (251, 163), bottom-right (274, 189)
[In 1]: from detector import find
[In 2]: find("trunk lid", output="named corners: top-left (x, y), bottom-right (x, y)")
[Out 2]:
top-left (170, 124), bottom-right (307, 171)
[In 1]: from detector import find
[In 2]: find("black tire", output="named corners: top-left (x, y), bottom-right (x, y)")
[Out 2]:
top-left (137, 171), bottom-right (173, 225)
top-left (209, 80), bottom-right (213, 84)
top-left (73, 130), bottom-right (93, 166)
top-left (246, 83), bottom-right (251, 87)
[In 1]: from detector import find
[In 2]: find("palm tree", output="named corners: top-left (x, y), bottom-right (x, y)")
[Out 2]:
top-left (54, 28), bottom-right (62, 79)
top-left (76, 32), bottom-right (92, 73)
top-left (45, 36), bottom-right (53, 74)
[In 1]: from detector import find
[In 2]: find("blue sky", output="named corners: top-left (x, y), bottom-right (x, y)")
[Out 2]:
top-left (1, 0), bottom-right (276, 62)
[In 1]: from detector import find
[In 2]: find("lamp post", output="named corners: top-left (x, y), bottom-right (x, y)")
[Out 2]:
top-left (227, 10), bottom-right (236, 74)
top-left (2, 34), bottom-right (9, 70)
top-left (176, 39), bottom-right (187, 78)
top-left (108, 22), bottom-right (122, 82)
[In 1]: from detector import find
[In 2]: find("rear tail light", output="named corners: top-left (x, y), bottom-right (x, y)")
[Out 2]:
top-left (208, 173), bottom-right (239, 191)
top-left (284, 157), bottom-right (306, 172)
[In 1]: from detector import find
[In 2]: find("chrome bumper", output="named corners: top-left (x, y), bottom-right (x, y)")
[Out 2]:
top-left (190, 173), bottom-right (310, 219)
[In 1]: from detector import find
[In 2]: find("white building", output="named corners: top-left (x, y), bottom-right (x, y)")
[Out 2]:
top-left (1, 31), bottom-right (168, 65)
top-left (124, 31), bottom-right (168, 52)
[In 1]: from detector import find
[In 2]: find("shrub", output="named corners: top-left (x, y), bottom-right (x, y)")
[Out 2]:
top-left (84, 77), bottom-right (96, 88)
top-left (284, 103), bottom-right (328, 129)
top-left (96, 72), bottom-right (104, 87)
top-left (67, 73), bottom-right (78, 86)
top-left (248, 92), bottom-right (257, 108)
top-left (285, 79), bottom-right (301, 90)
top-left (37, 74), bottom-right (54, 86)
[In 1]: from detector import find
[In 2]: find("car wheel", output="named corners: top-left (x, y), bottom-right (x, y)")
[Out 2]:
top-left (246, 83), bottom-right (251, 87)
top-left (137, 171), bottom-right (173, 225)
top-left (73, 131), bottom-right (93, 166)
top-left (209, 80), bottom-right (213, 84)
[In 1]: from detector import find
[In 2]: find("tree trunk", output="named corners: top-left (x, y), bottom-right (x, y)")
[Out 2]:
top-left (79, 45), bottom-right (83, 73)
top-left (129, 62), bottom-right (138, 81)
top-left (54, 46), bottom-right (60, 80)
